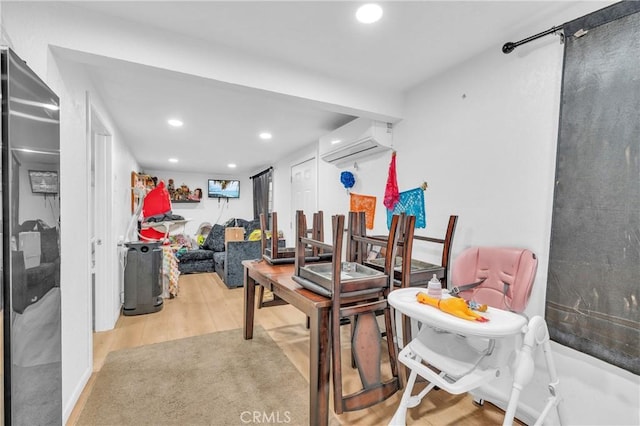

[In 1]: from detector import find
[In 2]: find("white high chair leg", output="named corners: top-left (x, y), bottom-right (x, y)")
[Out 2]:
top-left (389, 349), bottom-right (440, 426)
top-left (388, 369), bottom-right (416, 426)
top-left (504, 316), bottom-right (562, 426)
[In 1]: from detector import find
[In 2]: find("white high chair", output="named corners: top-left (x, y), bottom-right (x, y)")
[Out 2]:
top-left (388, 246), bottom-right (563, 426)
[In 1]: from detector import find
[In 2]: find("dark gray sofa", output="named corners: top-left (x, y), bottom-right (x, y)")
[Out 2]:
top-left (13, 220), bottom-right (60, 313)
top-left (176, 248), bottom-right (215, 274)
top-left (176, 218), bottom-right (263, 288)
top-left (213, 239), bottom-right (262, 288)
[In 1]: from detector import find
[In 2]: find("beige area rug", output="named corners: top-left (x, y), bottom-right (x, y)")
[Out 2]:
top-left (77, 327), bottom-right (310, 425)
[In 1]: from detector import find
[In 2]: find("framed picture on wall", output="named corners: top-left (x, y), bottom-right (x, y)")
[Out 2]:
top-left (28, 170), bottom-right (58, 194)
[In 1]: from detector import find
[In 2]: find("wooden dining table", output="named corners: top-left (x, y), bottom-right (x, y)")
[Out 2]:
top-left (242, 260), bottom-right (333, 426)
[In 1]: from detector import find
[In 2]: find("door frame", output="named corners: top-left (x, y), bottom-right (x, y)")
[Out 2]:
top-left (86, 92), bottom-right (117, 332)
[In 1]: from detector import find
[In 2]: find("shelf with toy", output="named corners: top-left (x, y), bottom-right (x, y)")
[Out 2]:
top-left (167, 179), bottom-right (203, 203)
top-left (141, 219), bottom-right (190, 240)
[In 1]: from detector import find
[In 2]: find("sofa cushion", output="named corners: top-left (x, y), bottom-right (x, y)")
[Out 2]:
top-left (213, 251), bottom-right (225, 269)
top-left (203, 224), bottom-right (225, 252)
top-left (177, 249), bottom-right (214, 261)
top-left (243, 219), bottom-right (261, 239)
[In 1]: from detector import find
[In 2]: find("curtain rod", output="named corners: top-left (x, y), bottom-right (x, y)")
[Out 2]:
top-left (502, 25), bottom-right (564, 54)
top-left (250, 166), bottom-right (273, 179)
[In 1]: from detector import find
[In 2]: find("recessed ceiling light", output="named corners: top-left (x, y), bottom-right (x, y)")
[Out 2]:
top-left (259, 132), bottom-right (272, 140)
top-left (356, 4), bottom-right (383, 24)
top-left (228, 163), bottom-right (237, 168)
top-left (168, 119), bottom-right (183, 127)
top-left (168, 158), bottom-right (179, 163)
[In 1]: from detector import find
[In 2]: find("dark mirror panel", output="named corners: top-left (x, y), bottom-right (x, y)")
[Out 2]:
top-left (2, 47), bottom-right (61, 425)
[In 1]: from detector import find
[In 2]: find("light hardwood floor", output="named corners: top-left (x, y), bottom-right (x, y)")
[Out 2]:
top-left (67, 272), bottom-right (519, 426)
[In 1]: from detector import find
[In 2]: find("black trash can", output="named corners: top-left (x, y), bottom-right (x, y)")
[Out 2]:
top-left (123, 242), bottom-right (163, 315)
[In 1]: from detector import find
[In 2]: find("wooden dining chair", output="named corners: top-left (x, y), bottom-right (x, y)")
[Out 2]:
top-left (346, 212), bottom-right (416, 347)
top-left (260, 210), bottom-right (329, 263)
top-left (408, 214), bottom-right (458, 288)
top-left (364, 214), bottom-right (458, 288)
top-left (257, 211), bottom-right (329, 308)
top-left (294, 213), bottom-right (402, 414)
top-left (355, 214), bottom-right (457, 350)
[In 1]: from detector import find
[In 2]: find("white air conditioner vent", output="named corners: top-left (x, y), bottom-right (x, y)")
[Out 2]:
top-left (319, 118), bottom-right (393, 166)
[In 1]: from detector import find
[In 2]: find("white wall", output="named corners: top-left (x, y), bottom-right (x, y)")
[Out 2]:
top-left (2, 13), bottom-right (140, 425)
top-left (144, 169), bottom-right (254, 235)
top-left (395, 40), bottom-right (638, 426)
top-left (285, 33), bottom-right (638, 426)
top-left (106, 109), bottom-right (141, 317)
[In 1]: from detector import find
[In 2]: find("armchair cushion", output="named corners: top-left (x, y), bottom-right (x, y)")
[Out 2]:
top-left (216, 240), bottom-right (262, 288)
top-left (203, 224), bottom-right (225, 252)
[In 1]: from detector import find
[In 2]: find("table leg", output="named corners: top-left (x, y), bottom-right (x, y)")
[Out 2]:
top-left (308, 306), bottom-right (331, 426)
top-left (243, 268), bottom-right (256, 340)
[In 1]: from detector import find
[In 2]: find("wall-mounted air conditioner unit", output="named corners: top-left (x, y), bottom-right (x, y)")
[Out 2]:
top-left (319, 118), bottom-right (393, 167)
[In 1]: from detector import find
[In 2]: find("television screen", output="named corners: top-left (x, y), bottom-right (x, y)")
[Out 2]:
top-left (208, 179), bottom-right (240, 198)
top-left (29, 170), bottom-right (59, 194)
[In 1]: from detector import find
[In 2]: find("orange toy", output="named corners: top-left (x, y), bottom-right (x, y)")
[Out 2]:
top-left (416, 292), bottom-right (489, 322)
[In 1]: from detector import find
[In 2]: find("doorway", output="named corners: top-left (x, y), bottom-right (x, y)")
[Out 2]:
top-left (290, 157), bottom-right (317, 235)
top-left (87, 94), bottom-right (115, 332)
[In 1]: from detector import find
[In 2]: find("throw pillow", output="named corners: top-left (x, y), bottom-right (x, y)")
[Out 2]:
top-left (247, 229), bottom-right (262, 241)
top-left (244, 218), bottom-right (261, 239)
top-left (203, 224), bottom-right (225, 252)
top-left (247, 229), bottom-right (272, 241)
top-left (40, 228), bottom-right (59, 263)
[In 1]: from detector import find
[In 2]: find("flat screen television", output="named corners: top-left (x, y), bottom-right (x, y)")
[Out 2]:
top-left (28, 170), bottom-right (59, 194)
top-left (208, 179), bottom-right (240, 198)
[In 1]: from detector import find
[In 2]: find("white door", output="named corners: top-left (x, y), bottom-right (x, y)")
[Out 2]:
top-left (290, 158), bottom-right (317, 236)
top-left (88, 99), bottom-right (115, 332)
top-left (91, 132), bottom-right (109, 330)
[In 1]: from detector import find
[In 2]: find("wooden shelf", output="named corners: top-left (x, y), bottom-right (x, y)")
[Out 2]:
top-left (172, 199), bottom-right (200, 203)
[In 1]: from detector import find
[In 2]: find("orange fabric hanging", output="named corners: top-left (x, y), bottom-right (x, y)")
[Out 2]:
top-left (350, 193), bottom-right (376, 230)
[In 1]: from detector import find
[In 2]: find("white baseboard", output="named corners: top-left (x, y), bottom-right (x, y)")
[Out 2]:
top-left (63, 365), bottom-right (92, 424)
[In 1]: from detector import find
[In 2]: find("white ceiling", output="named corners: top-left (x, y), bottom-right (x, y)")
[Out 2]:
top-left (57, 1), bottom-right (613, 175)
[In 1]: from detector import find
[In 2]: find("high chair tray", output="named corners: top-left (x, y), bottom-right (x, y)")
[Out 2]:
top-left (388, 288), bottom-right (527, 338)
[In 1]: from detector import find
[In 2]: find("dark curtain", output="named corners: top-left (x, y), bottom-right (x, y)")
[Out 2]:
top-left (546, 2), bottom-right (640, 375)
top-left (251, 167), bottom-right (272, 221)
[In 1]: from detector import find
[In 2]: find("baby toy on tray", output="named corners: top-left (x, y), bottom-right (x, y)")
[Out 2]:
top-left (415, 291), bottom-right (489, 322)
